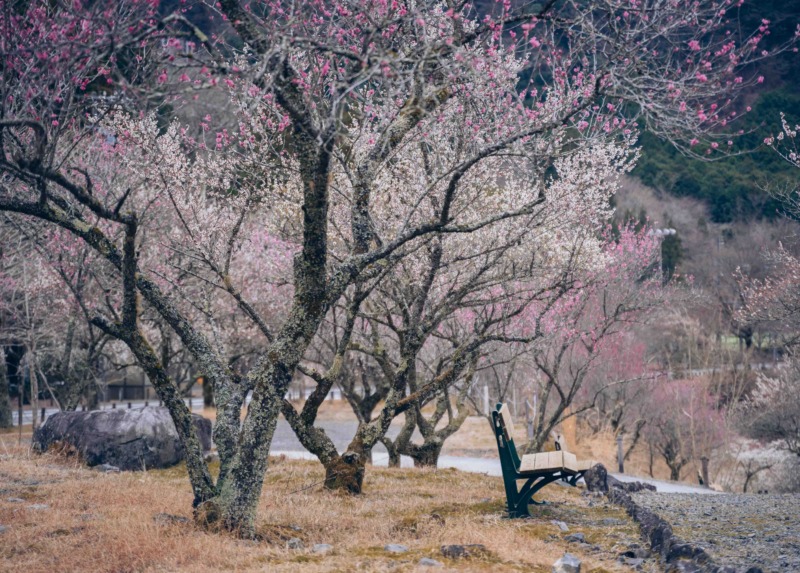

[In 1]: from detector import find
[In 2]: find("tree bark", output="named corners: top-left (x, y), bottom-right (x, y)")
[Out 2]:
top-left (212, 382), bottom-right (285, 536)
top-left (408, 441), bottom-right (443, 468)
top-left (381, 437), bottom-right (401, 468)
top-left (28, 353), bottom-right (40, 432)
top-left (0, 355), bottom-right (11, 428)
top-left (323, 451), bottom-right (366, 493)
top-left (202, 376), bottom-right (214, 408)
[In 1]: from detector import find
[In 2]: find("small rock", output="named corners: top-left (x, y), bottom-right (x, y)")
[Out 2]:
top-left (312, 544), bottom-right (332, 554)
top-left (6, 497), bottom-right (24, 503)
top-left (384, 544), bottom-right (408, 553)
top-left (553, 552), bottom-right (581, 573)
top-left (0, 525), bottom-right (7, 534)
top-left (153, 512), bottom-right (189, 525)
top-left (27, 504), bottom-right (49, 510)
top-left (287, 538), bottom-right (304, 550)
top-left (93, 463), bottom-right (120, 473)
top-left (564, 533), bottom-right (586, 544)
top-left (621, 557), bottom-right (645, 568)
top-left (204, 452), bottom-right (220, 463)
top-left (289, 524), bottom-right (303, 531)
top-left (440, 544), bottom-right (488, 559)
top-left (418, 557), bottom-right (444, 567)
top-left (620, 546), bottom-right (650, 559)
top-left (601, 518), bottom-right (625, 526)
top-left (552, 520), bottom-right (570, 532)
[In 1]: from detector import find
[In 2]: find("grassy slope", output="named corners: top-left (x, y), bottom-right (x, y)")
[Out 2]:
top-left (0, 434), bottom-right (648, 573)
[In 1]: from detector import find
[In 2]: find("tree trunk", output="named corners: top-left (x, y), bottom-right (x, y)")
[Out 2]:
top-left (28, 354), bottom-right (40, 432)
top-left (203, 376), bottom-right (214, 408)
top-left (409, 441), bottom-right (443, 468)
top-left (381, 437), bottom-right (401, 468)
top-left (667, 461), bottom-right (682, 481)
top-left (212, 379), bottom-right (246, 488)
top-left (212, 366), bottom-right (292, 537)
top-left (0, 357), bottom-right (11, 428)
top-left (323, 451), bottom-right (366, 493)
top-left (85, 382), bottom-right (100, 410)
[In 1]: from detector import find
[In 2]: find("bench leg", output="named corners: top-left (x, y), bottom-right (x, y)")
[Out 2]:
top-left (508, 474), bottom-right (563, 518)
top-left (560, 471), bottom-right (586, 487)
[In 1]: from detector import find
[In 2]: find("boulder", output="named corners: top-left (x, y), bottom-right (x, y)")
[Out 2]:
top-left (583, 463), bottom-right (656, 493)
top-left (553, 553), bottom-right (581, 573)
top-left (584, 464), bottom-right (610, 492)
top-left (33, 407), bottom-right (212, 471)
top-left (564, 533), bottom-right (586, 544)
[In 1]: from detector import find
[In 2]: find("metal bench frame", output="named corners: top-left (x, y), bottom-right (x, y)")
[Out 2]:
top-left (492, 403), bottom-right (588, 518)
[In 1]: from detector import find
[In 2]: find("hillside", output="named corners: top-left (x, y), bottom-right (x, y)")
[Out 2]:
top-left (633, 1), bottom-right (800, 223)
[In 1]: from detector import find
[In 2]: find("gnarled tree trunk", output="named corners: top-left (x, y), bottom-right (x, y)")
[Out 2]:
top-left (324, 449), bottom-right (367, 493)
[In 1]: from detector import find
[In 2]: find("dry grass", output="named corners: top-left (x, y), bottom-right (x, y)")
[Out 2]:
top-left (0, 434), bottom-right (643, 573)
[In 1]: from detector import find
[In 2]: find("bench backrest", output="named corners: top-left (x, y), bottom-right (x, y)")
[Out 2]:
top-left (492, 403), bottom-right (521, 471)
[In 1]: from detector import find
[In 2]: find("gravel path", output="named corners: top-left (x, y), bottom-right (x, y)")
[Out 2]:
top-left (630, 492), bottom-right (800, 572)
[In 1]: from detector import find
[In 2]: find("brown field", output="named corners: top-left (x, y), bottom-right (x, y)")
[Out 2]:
top-left (0, 430), bottom-right (647, 573)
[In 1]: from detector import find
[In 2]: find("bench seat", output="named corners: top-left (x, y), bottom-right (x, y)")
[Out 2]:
top-left (519, 449), bottom-right (595, 474)
top-left (492, 403), bottom-right (596, 518)
top-left (519, 451), bottom-right (577, 473)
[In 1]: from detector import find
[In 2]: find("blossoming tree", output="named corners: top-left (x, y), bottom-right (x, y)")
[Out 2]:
top-left (0, 0), bottom-right (789, 535)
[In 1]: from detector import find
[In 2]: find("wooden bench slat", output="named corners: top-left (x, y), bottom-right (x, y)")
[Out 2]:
top-left (497, 404), bottom-right (515, 441)
top-left (519, 451), bottom-right (566, 472)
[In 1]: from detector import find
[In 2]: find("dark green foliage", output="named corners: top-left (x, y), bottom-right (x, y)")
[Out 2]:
top-left (634, 90), bottom-right (800, 223)
top-left (632, 0), bottom-right (800, 222)
top-left (661, 233), bottom-right (682, 281)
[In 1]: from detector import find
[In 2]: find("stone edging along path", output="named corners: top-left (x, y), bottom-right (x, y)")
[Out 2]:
top-left (584, 465), bottom-right (763, 573)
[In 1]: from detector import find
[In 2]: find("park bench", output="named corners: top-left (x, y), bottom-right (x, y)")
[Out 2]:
top-left (492, 403), bottom-right (595, 518)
